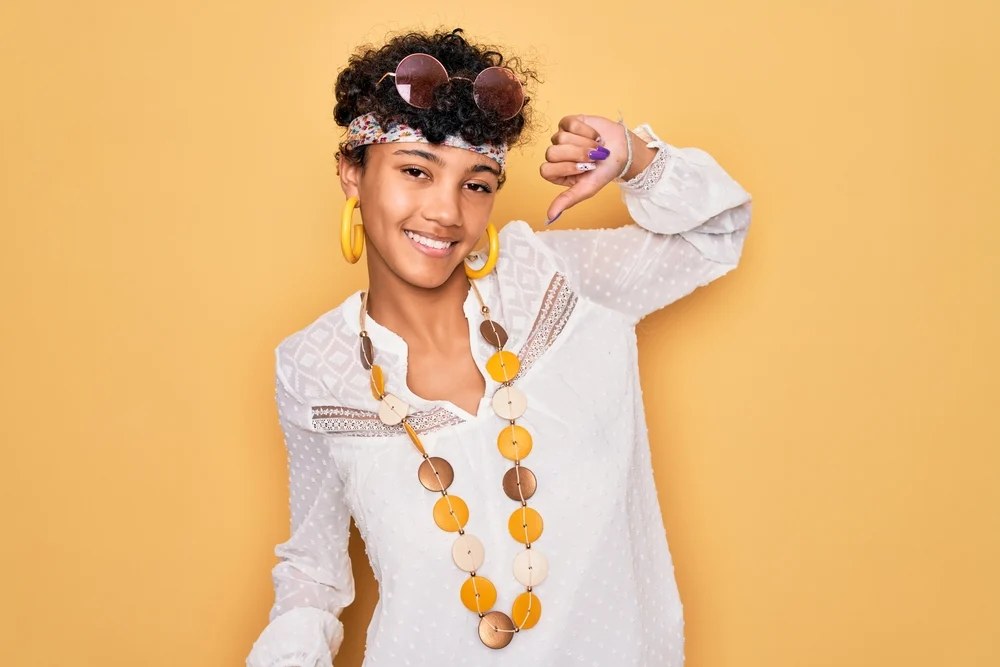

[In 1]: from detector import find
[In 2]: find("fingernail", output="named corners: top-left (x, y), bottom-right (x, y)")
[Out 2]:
top-left (576, 162), bottom-right (596, 171)
top-left (596, 135), bottom-right (604, 145)
top-left (589, 147), bottom-right (610, 160)
top-left (544, 211), bottom-right (562, 226)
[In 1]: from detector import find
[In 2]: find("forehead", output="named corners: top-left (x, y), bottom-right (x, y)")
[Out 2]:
top-left (368, 142), bottom-right (501, 175)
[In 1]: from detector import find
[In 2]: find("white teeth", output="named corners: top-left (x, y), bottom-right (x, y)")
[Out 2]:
top-left (405, 230), bottom-right (453, 250)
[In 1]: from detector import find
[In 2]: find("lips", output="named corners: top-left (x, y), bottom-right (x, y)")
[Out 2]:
top-left (404, 229), bottom-right (457, 250)
top-left (403, 229), bottom-right (458, 258)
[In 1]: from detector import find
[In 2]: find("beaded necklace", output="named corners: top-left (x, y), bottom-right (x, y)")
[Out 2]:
top-left (358, 278), bottom-right (545, 649)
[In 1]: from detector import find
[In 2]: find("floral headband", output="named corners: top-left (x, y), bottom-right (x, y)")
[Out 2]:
top-left (344, 112), bottom-right (507, 171)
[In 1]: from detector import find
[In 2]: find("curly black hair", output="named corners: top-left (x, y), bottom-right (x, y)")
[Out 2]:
top-left (333, 28), bottom-right (541, 189)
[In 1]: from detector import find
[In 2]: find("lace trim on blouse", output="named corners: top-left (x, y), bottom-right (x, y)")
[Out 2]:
top-left (310, 404), bottom-right (462, 438)
top-left (515, 272), bottom-right (578, 380)
top-left (619, 123), bottom-right (673, 193)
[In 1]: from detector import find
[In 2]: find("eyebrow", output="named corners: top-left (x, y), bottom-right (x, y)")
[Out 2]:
top-left (392, 148), bottom-right (501, 179)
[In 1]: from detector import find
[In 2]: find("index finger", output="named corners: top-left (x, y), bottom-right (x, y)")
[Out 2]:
top-left (558, 115), bottom-right (602, 143)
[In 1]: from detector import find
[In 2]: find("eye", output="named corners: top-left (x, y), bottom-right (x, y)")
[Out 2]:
top-left (466, 182), bottom-right (493, 194)
top-left (401, 167), bottom-right (428, 179)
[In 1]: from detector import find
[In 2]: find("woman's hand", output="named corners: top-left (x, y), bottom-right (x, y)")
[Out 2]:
top-left (540, 114), bottom-right (655, 225)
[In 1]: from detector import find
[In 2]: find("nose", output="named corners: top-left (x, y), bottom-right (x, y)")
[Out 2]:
top-left (422, 181), bottom-right (463, 229)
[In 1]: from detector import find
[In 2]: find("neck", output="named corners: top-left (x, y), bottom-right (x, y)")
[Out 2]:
top-left (365, 256), bottom-right (473, 350)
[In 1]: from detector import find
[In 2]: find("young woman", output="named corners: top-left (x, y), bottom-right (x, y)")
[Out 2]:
top-left (247, 28), bottom-right (752, 667)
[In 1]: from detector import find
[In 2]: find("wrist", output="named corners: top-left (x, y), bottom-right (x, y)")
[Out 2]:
top-left (620, 131), bottom-right (657, 181)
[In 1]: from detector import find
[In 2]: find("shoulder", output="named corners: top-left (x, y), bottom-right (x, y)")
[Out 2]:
top-left (497, 219), bottom-right (551, 254)
top-left (275, 293), bottom-right (362, 405)
top-left (499, 219), bottom-right (534, 241)
top-left (490, 220), bottom-right (579, 349)
top-left (495, 219), bottom-right (566, 278)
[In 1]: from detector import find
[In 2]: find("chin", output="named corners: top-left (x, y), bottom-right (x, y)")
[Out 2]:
top-left (395, 266), bottom-right (456, 290)
top-left (389, 233), bottom-right (472, 289)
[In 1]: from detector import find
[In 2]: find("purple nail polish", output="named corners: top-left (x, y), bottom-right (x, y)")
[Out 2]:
top-left (589, 146), bottom-right (611, 160)
top-left (544, 211), bottom-right (562, 226)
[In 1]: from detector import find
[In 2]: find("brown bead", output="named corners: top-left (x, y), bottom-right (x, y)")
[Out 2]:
top-left (359, 335), bottom-right (375, 370)
top-left (479, 320), bottom-right (508, 349)
top-left (502, 466), bottom-right (537, 502)
top-left (478, 611), bottom-right (515, 649)
top-left (418, 456), bottom-right (454, 492)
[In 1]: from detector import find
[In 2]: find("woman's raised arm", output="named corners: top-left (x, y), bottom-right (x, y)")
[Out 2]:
top-left (537, 123), bottom-right (752, 322)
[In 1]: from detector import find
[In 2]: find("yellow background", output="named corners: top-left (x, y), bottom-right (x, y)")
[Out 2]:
top-left (1, 1), bottom-right (997, 666)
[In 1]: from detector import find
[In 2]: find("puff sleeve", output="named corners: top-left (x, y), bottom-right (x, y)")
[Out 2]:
top-left (536, 124), bottom-right (752, 322)
top-left (246, 362), bottom-right (355, 667)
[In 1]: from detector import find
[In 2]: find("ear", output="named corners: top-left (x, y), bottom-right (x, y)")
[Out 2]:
top-left (338, 153), bottom-right (362, 200)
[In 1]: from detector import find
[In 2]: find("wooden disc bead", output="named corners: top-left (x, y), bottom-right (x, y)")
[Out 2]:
top-left (497, 424), bottom-right (532, 460)
top-left (359, 335), bottom-right (374, 370)
top-left (402, 421), bottom-right (426, 456)
top-left (479, 611), bottom-right (515, 649)
top-left (508, 506), bottom-right (544, 543)
top-left (460, 575), bottom-right (497, 614)
top-left (486, 350), bottom-right (520, 383)
top-left (511, 591), bottom-right (542, 630)
top-left (502, 466), bottom-right (537, 501)
top-left (377, 393), bottom-right (408, 426)
top-left (452, 533), bottom-right (486, 572)
top-left (369, 364), bottom-right (385, 400)
top-left (479, 320), bottom-right (508, 348)
top-left (433, 495), bottom-right (469, 532)
top-left (512, 548), bottom-right (549, 587)
top-left (417, 456), bottom-right (454, 492)
top-left (492, 385), bottom-right (527, 420)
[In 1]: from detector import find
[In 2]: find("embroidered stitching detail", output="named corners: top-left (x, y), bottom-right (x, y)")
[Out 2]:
top-left (515, 272), bottom-right (578, 379)
top-left (311, 404), bottom-right (462, 437)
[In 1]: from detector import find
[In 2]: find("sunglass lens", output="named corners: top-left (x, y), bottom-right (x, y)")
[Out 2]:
top-left (473, 67), bottom-right (524, 120)
top-left (394, 53), bottom-right (449, 108)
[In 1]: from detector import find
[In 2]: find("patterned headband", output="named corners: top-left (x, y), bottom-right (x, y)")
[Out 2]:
top-left (344, 112), bottom-right (507, 171)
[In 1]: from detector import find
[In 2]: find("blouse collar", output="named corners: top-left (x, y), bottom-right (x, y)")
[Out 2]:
top-left (340, 275), bottom-right (495, 359)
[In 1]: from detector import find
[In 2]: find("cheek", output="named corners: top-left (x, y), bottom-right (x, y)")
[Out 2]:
top-left (465, 219), bottom-right (493, 247)
top-left (357, 192), bottom-right (411, 246)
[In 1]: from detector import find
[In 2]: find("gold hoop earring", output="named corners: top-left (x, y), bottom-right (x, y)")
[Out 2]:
top-left (465, 223), bottom-right (499, 279)
top-left (341, 196), bottom-right (364, 263)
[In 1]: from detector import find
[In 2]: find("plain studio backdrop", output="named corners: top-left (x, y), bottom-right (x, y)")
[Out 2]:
top-left (1, 1), bottom-right (997, 666)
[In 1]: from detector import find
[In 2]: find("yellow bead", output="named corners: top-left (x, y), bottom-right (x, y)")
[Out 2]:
top-left (403, 421), bottom-right (426, 455)
top-left (508, 506), bottom-right (544, 543)
top-left (433, 495), bottom-right (469, 532)
top-left (486, 350), bottom-right (520, 383)
top-left (460, 575), bottom-right (497, 614)
top-left (370, 365), bottom-right (385, 400)
top-left (496, 424), bottom-right (533, 460)
top-left (511, 591), bottom-right (542, 629)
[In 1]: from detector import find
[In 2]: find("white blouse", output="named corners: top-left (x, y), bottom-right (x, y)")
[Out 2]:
top-left (246, 124), bottom-right (752, 667)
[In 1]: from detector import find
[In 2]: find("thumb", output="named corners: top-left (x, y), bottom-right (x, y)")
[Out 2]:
top-left (544, 179), bottom-right (602, 225)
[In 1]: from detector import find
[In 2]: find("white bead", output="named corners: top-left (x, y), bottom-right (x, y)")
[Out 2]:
top-left (492, 385), bottom-right (527, 420)
top-left (512, 548), bottom-right (548, 587)
top-left (377, 393), bottom-right (408, 426)
top-left (452, 533), bottom-right (486, 572)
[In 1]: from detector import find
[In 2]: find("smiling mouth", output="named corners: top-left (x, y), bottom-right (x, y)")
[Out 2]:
top-left (404, 229), bottom-right (458, 253)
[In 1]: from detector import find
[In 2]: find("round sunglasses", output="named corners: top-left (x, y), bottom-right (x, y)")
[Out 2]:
top-left (377, 53), bottom-right (525, 121)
